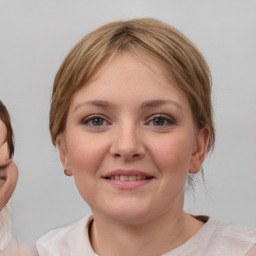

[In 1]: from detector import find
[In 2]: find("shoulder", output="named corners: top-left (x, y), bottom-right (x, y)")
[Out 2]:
top-left (169, 218), bottom-right (256, 256)
top-left (211, 219), bottom-right (256, 242)
top-left (199, 219), bottom-right (256, 255)
top-left (36, 214), bottom-right (95, 256)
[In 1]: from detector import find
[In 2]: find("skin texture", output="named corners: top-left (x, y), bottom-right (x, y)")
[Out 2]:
top-left (0, 117), bottom-right (37, 256)
top-left (0, 119), bottom-right (18, 211)
top-left (0, 120), bottom-right (8, 165)
top-left (57, 52), bottom-right (209, 255)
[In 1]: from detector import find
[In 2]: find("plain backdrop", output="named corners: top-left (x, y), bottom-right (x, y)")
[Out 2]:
top-left (0, 0), bottom-right (255, 245)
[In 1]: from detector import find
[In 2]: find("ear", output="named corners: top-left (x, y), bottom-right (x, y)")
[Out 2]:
top-left (189, 126), bottom-right (210, 174)
top-left (56, 134), bottom-right (73, 176)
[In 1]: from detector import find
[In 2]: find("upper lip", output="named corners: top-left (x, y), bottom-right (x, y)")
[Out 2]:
top-left (102, 169), bottom-right (154, 178)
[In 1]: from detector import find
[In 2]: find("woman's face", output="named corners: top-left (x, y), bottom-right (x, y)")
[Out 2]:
top-left (0, 119), bottom-right (18, 211)
top-left (58, 52), bottom-right (209, 224)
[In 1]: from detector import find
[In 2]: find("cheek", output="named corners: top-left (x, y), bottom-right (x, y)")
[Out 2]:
top-left (0, 179), bottom-right (5, 188)
top-left (151, 136), bottom-right (194, 200)
top-left (66, 134), bottom-right (107, 174)
top-left (66, 138), bottom-right (103, 204)
top-left (150, 134), bottom-right (194, 174)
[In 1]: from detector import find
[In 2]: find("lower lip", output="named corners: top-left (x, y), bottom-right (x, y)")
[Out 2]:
top-left (104, 179), bottom-right (153, 189)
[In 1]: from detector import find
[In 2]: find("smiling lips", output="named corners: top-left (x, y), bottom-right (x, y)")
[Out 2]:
top-left (106, 175), bottom-right (151, 181)
top-left (102, 170), bottom-right (154, 189)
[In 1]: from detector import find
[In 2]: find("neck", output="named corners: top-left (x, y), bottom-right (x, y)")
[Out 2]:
top-left (90, 208), bottom-right (203, 256)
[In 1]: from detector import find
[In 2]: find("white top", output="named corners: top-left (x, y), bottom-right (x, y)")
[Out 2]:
top-left (36, 214), bottom-right (256, 256)
top-left (0, 242), bottom-right (38, 256)
top-left (0, 201), bottom-right (11, 252)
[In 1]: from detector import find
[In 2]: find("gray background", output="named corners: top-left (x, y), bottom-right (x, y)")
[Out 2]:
top-left (0, 0), bottom-right (255, 245)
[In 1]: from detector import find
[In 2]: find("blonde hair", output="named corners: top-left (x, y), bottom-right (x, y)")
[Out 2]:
top-left (50, 18), bottom-right (215, 152)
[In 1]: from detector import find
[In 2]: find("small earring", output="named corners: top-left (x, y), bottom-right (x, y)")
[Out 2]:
top-left (64, 169), bottom-right (72, 176)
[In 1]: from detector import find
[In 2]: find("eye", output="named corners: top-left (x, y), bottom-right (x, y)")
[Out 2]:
top-left (81, 115), bottom-right (109, 127)
top-left (0, 168), bottom-right (7, 181)
top-left (0, 174), bottom-right (6, 180)
top-left (147, 114), bottom-right (176, 127)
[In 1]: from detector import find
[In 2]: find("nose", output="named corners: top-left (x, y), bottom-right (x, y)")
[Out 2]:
top-left (110, 124), bottom-right (145, 161)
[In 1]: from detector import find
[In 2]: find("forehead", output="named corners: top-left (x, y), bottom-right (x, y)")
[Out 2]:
top-left (89, 51), bottom-right (175, 87)
top-left (69, 52), bottom-right (191, 114)
top-left (0, 119), bottom-right (7, 145)
top-left (75, 53), bottom-right (168, 97)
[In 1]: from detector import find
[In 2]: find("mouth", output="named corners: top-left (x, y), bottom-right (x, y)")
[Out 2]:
top-left (104, 175), bottom-right (153, 181)
top-left (102, 169), bottom-right (154, 180)
top-left (102, 169), bottom-right (155, 189)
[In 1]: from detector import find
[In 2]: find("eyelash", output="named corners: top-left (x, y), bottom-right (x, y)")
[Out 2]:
top-left (80, 114), bottom-right (110, 127)
top-left (80, 113), bottom-right (176, 127)
top-left (147, 114), bottom-right (177, 127)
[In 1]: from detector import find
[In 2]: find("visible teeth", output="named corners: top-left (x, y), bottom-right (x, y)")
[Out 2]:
top-left (120, 175), bottom-right (129, 181)
top-left (108, 175), bottom-right (151, 181)
top-left (129, 176), bottom-right (136, 181)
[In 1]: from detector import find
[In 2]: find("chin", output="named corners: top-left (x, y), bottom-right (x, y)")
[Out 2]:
top-left (99, 202), bottom-right (155, 225)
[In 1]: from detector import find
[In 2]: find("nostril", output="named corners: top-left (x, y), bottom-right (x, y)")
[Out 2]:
top-left (113, 153), bottom-right (141, 159)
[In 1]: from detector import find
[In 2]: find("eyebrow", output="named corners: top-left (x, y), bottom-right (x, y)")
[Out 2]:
top-left (73, 100), bottom-right (110, 111)
top-left (73, 99), bottom-right (182, 111)
top-left (141, 99), bottom-right (182, 110)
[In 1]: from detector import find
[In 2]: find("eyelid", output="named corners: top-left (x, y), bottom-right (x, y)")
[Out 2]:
top-left (146, 113), bottom-right (177, 125)
top-left (80, 114), bottom-right (111, 125)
